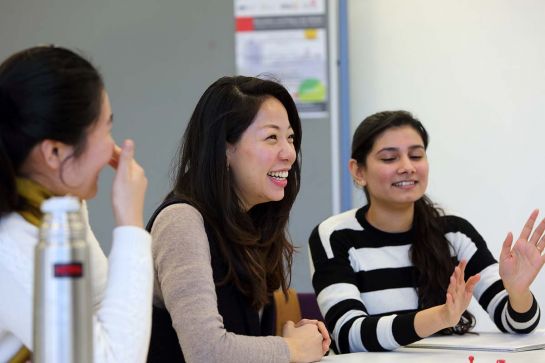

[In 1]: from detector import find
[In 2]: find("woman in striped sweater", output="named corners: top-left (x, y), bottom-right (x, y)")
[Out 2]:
top-left (309, 110), bottom-right (544, 353)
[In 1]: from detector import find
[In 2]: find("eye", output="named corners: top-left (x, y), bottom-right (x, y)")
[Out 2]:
top-left (266, 134), bottom-right (278, 141)
top-left (410, 153), bottom-right (425, 160)
top-left (288, 134), bottom-right (295, 143)
top-left (380, 156), bottom-right (397, 163)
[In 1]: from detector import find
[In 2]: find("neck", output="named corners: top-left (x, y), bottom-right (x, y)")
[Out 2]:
top-left (366, 201), bottom-right (414, 233)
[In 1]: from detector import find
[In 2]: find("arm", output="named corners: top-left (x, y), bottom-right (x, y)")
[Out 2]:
top-left (80, 201), bottom-right (108, 307)
top-left (152, 204), bottom-right (290, 363)
top-left (309, 223), bottom-right (478, 353)
top-left (444, 215), bottom-right (541, 334)
top-left (91, 225), bottom-right (153, 363)
top-left (92, 140), bottom-right (153, 363)
top-left (498, 210), bottom-right (544, 330)
top-left (309, 225), bottom-right (419, 352)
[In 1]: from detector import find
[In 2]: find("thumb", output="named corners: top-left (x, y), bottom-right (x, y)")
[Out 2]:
top-left (117, 139), bottom-right (134, 173)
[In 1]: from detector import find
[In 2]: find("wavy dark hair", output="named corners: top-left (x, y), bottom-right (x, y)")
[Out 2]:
top-left (351, 110), bottom-right (475, 334)
top-left (0, 45), bottom-right (104, 217)
top-left (168, 75), bottom-right (301, 309)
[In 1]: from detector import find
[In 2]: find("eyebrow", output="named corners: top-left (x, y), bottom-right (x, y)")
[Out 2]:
top-left (377, 145), bottom-right (425, 153)
top-left (261, 124), bottom-right (293, 130)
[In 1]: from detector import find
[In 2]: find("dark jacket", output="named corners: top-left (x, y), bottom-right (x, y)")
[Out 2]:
top-left (146, 198), bottom-right (275, 363)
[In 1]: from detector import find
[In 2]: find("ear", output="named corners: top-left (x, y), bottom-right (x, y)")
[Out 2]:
top-left (38, 139), bottom-right (73, 170)
top-left (225, 142), bottom-right (236, 164)
top-left (348, 158), bottom-right (366, 187)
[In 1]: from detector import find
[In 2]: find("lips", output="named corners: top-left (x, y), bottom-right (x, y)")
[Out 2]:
top-left (267, 170), bottom-right (289, 188)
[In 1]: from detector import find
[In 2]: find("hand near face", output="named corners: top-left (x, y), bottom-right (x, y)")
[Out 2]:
top-left (499, 209), bottom-right (545, 296)
top-left (110, 139), bottom-right (147, 227)
top-left (441, 260), bottom-right (480, 327)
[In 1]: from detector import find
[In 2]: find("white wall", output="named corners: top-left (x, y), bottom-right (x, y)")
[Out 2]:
top-left (348, 0), bottom-right (545, 330)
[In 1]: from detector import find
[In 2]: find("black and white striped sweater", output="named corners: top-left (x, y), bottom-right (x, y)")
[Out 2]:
top-left (309, 206), bottom-right (540, 353)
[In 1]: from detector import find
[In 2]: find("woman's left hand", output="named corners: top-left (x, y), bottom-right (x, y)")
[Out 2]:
top-left (499, 209), bottom-right (545, 296)
top-left (295, 319), bottom-right (331, 354)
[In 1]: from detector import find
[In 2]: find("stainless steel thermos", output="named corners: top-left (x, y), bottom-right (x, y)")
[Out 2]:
top-left (33, 196), bottom-right (92, 363)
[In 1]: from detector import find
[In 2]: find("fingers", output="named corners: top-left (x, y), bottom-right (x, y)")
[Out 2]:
top-left (537, 233), bottom-right (545, 254)
top-left (116, 139), bottom-right (135, 173)
top-left (500, 232), bottom-right (514, 258)
top-left (283, 320), bottom-right (295, 329)
top-left (294, 319), bottom-right (330, 354)
top-left (295, 319), bottom-right (319, 328)
top-left (465, 274), bottom-right (480, 295)
top-left (109, 144), bottom-right (122, 169)
top-left (529, 214), bottom-right (545, 246)
top-left (518, 209), bottom-right (539, 242)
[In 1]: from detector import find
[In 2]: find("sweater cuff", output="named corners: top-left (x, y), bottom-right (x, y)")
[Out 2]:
top-left (392, 311), bottom-right (420, 346)
top-left (507, 293), bottom-right (538, 322)
top-left (112, 225), bottom-right (152, 247)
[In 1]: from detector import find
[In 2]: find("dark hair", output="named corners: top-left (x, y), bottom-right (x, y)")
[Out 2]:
top-left (169, 75), bottom-right (301, 309)
top-left (0, 46), bottom-right (104, 216)
top-left (351, 110), bottom-right (475, 334)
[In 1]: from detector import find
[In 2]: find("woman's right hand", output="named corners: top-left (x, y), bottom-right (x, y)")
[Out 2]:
top-left (282, 320), bottom-right (325, 362)
top-left (415, 260), bottom-right (480, 338)
top-left (109, 139), bottom-right (147, 227)
top-left (440, 260), bottom-right (480, 327)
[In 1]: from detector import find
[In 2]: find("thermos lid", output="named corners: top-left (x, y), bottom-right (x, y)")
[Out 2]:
top-left (41, 196), bottom-right (80, 213)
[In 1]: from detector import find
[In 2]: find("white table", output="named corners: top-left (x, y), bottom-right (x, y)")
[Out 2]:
top-left (321, 347), bottom-right (545, 362)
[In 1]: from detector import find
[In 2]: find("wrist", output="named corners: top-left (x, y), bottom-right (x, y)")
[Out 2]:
top-left (283, 337), bottom-right (299, 362)
top-left (508, 289), bottom-right (533, 313)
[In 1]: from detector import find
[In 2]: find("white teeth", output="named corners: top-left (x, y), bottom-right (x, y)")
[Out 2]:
top-left (268, 171), bottom-right (288, 179)
top-left (393, 181), bottom-right (415, 187)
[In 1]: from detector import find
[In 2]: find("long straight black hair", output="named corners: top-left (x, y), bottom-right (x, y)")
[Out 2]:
top-left (351, 110), bottom-right (474, 334)
top-left (0, 46), bottom-right (104, 216)
top-left (168, 75), bottom-right (302, 309)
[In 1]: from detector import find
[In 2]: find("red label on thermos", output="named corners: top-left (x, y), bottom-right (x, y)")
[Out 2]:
top-left (54, 263), bottom-right (83, 277)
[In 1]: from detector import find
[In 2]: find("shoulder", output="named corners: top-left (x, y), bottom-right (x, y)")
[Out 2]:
top-left (0, 213), bottom-right (37, 260)
top-left (150, 203), bottom-right (210, 256)
top-left (314, 207), bottom-right (362, 242)
top-left (440, 214), bottom-right (481, 236)
top-left (0, 213), bottom-right (36, 296)
top-left (152, 203), bottom-right (204, 231)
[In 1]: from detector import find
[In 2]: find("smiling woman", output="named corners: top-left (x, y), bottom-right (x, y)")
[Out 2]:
top-left (146, 75), bottom-right (330, 363)
top-left (227, 97), bottom-right (296, 209)
top-left (309, 110), bottom-right (545, 354)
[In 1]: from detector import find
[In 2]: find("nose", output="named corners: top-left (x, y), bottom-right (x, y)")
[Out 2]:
top-left (279, 139), bottom-right (296, 164)
top-left (398, 155), bottom-right (416, 174)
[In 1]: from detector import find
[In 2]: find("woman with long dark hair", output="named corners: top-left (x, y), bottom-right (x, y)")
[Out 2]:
top-left (0, 46), bottom-right (152, 362)
top-left (147, 75), bottom-right (330, 362)
top-left (309, 110), bottom-right (544, 353)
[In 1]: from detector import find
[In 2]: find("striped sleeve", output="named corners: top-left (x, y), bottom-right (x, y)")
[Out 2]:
top-left (308, 214), bottom-right (420, 353)
top-left (443, 216), bottom-right (541, 334)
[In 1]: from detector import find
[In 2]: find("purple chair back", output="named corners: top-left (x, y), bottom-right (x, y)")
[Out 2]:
top-left (297, 292), bottom-right (323, 321)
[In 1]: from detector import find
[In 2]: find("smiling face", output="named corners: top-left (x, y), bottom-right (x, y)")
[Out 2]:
top-left (227, 97), bottom-right (297, 210)
top-left (61, 91), bottom-right (115, 199)
top-left (352, 125), bottom-right (429, 210)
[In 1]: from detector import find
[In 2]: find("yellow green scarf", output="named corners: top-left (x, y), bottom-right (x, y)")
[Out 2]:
top-left (8, 346), bottom-right (31, 363)
top-left (15, 177), bottom-right (54, 227)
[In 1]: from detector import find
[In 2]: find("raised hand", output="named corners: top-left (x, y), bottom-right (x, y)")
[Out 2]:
top-left (499, 209), bottom-right (545, 297)
top-left (441, 260), bottom-right (480, 327)
top-left (110, 139), bottom-right (147, 227)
